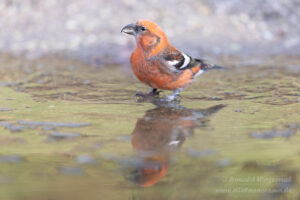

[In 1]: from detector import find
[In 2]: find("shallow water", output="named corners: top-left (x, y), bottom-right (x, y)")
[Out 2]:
top-left (0, 54), bottom-right (300, 200)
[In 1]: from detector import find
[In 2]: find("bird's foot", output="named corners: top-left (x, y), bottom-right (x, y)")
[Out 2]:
top-left (135, 88), bottom-right (161, 102)
top-left (160, 94), bottom-right (181, 102)
top-left (161, 88), bottom-right (183, 102)
top-left (135, 89), bottom-right (160, 98)
top-left (135, 88), bottom-right (183, 103)
top-left (154, 90), bottom-right (182, 103)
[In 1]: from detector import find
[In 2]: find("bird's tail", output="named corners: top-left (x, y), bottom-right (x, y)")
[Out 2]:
top-left (190, 59), bottom-right (226, 78)
top-left (206, 64), bottom-right (227, 71)
top-left (196, 59), bottom-right (226, 71)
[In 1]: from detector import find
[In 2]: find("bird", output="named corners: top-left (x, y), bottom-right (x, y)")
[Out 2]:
top-left (121, 20), bottom-right (220, 101)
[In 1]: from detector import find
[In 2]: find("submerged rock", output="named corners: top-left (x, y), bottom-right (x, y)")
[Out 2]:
top-left (209, 96), bottom-right (223, 101)
top-left (0, 122), bottom-right (12, 127)
top-left (216, 158), bottom-right (232, 167)
top-left (46, 132), bottom-right (81, 142)
top-left (6, 124), bottom-right (36, 133)
top-left (0, 155), bottom-right (25, 163)
top-left (18, 120), bottom-right (90, 128)
top-left (76, 155), bottom-right (97, 164)
top-left (58, 166), bottom-right (84, 176)
top-left (94, 142), bottom-right (102, 149)
top-left (251, 125), bottom-right (298, 139)
top-left (235, 109), bottom-right (243, 112)
top-left (0, 121), bottom-right (36, 132)
top-left (0, 108), bottom-right (11, 111)
top-left (187, 148), bottom-right (217, 158)
top-left (116, 135), bottom-right (131, 142)
top-left (0, 82), bottom-right (15, 86)
top-left (42, 126), bottom-right (56, 131)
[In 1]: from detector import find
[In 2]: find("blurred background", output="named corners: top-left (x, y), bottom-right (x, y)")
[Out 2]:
top-left (0, 0), bottom-right (299, 64)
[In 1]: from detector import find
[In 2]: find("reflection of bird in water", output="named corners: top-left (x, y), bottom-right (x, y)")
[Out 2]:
top-left (127, 103), bottom-right (225, 187)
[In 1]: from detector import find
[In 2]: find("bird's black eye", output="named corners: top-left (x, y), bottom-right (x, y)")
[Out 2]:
top-left (140, 26), bottom-right (146, 31)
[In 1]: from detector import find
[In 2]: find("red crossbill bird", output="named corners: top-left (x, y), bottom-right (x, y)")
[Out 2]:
top-left (121, 20), bottom-right (220, 101)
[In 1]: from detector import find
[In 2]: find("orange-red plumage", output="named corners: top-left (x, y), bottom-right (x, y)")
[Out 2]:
top-left (122, 20), bottom-right (213, 101)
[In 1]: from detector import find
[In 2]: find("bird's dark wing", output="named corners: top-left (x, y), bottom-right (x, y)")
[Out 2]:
top-left (163, 50), bottom-right (211, 71)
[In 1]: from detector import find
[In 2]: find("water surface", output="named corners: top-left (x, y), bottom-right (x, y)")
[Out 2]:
top-left (0, 54), bottom-right (299, 200)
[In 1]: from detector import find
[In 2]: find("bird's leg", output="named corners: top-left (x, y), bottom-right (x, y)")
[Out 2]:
top-left (166, 88), bottom-right (183, 101)
top-left (135, 88), bottom-right (160, 98)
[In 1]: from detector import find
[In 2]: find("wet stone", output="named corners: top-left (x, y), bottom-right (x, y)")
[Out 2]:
top-left (0, 121), bottom-right (37, 132)
top-left (116, 135), bottom-right (131, 142)
top-left (216, 158), bottom-right (232, 167)
top-left (46, 132), bottom-right (81, 142)
top-left (235, 109), bottom-right (243, 112)
top-left (94, 142), bottom-right (102, 148)
top-left (76, 155), bottom-right (97, 164)
top-left (251, 129), bottom-right (295, 139)
top-left (287, 124), bottom-right (300, 130)
top-left (6, 124), bottom-right (36, 133)
top-left (0, 122), bottom-right (11, 127)
top-left (42, 126), bottom-right (56, 131)
top-left (187, 148), bottom-right (217, 158)
top-left (0, 82), bottom-right (15, 86)
top-left (0, 155), bottom-right (25, 163)
top-left (209, 96), bottom-right (223, 101)
top-left (0, 108), bottom-right (11, 111)
top-left (223, 92), bottom-right (236, 96)
top-left (18, 120), bottom-right (90, 128)
top-left (58, 166), bottom-right (84, 176)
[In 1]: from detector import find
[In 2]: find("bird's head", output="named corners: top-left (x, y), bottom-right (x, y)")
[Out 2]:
top-left (121, 20), bottom-right (168, 55)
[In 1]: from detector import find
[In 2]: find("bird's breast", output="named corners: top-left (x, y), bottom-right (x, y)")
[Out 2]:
top-left (131, 51), bottom-right (195, 90)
